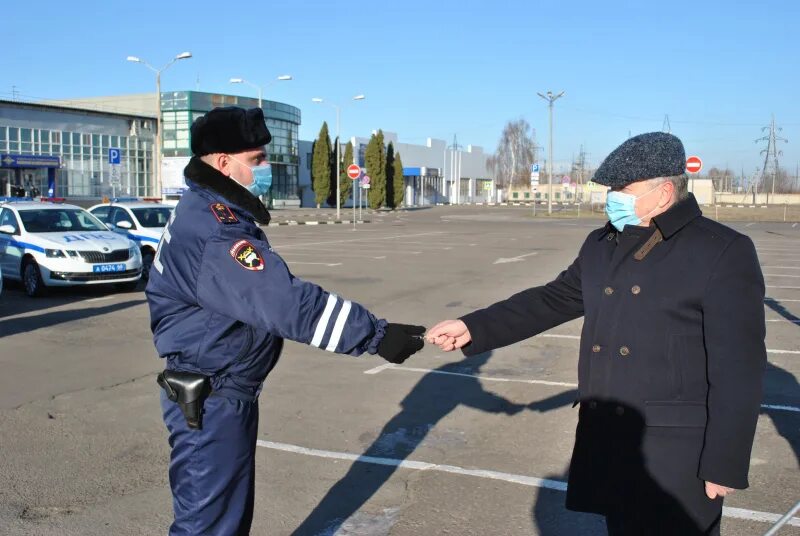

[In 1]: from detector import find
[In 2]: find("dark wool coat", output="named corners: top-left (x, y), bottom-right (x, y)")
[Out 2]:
top-left (460, 194), bottom-right (766, 533)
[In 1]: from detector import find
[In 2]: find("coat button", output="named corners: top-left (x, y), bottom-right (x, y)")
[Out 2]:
top-left (589, 401), bottom-right (598, 409)
top-left (604, 287), bottom-right (614, 296)
top-left (619, 346), bottom-right (630, 357)
top-left (592, 344), bottom-right (602, 353)
top-left (631, 285), bottom-right (641, 295)
top-left (615, 406), bottom-right (625, 416)
top-left (607, 233), bottom-right (615, 241)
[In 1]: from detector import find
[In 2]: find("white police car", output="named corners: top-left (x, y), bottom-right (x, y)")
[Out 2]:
top-left (0, 200), bottom-right (142, 297)
top-left (88, 199), bottom-right (173, 281)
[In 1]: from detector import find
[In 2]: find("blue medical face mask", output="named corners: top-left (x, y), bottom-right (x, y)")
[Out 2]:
top-left (230, 156), bottom-right (273, 197)
top-left (605, 185), bottom-right (661, 232)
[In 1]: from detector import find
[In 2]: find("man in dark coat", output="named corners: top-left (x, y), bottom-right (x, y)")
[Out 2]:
top-left (427, 132), bottom-right (767, 535)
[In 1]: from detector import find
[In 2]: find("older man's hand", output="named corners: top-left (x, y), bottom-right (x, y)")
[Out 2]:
top-left (705, 482), bottom-right (734, 499)
top-left (425, 320), bottom-right (472, 351)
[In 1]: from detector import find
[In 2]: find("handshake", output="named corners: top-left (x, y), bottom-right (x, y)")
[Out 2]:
top-left (376, 320), bottom-right (472, 364)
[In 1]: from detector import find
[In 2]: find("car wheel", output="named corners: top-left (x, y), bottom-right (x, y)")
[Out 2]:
top-left (141, 249), bottom-right (155, 282)
top-left (23, 260), bottom-right (47, 297)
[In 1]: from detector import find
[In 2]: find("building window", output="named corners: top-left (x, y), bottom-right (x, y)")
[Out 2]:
top-left (51, 131), bottom-right (61, 144)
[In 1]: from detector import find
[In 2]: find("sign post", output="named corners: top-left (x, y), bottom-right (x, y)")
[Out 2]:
top-left (360, 175), bottom-right (371, 222)
top-left (530, 163), bottom-right (540, 216)
top-left (347, 164), bottom-right (361, 229)
top-left (686, 156), bottom-right (702, 197)
top-left (109, 148), bottom-right (122, 198)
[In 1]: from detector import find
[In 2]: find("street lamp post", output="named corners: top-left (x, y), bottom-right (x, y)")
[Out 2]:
top-left (537, 90), bottom-right (564, 215)
top-left (127, 52), bottom-right (192, 198)
top-left (229, 75), bottom-right (292, 109)
top-left (312, 95), bottom-right (365, 220)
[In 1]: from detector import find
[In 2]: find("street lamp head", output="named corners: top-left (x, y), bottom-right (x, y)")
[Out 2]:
top-left (353, 95), bottom-right (365, 101)
top-left (311, 98), bottom-right (324, 103)
top-left (126, 56), bottom-right (142, 63)
top-left (230, 78), bottom-right (244, 84)
top-left (175, 52), bottom-right (192, 60)
top-left (277, 75), bottom-right (292, 81)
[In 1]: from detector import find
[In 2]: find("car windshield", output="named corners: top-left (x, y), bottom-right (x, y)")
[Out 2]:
top-left (131, 207), bottom-right (172, 228)
top-left (19, 209), bottom-right (107, 233)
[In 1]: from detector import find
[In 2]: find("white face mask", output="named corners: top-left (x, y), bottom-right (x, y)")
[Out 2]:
top-left (228, 155), bottom-right (273, 197)
top-left (605, 184), bottom-right (662, 231)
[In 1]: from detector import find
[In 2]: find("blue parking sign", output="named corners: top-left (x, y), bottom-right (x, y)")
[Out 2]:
top-left (109, 148), bottom-right (121, 165)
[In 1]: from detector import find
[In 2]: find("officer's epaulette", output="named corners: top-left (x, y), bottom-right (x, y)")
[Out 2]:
top-left (209, 203), bottom-right (239, 224)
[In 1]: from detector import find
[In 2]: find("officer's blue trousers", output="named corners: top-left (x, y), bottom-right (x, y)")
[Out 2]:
top-left (161, 391), bottom-right (258, 535)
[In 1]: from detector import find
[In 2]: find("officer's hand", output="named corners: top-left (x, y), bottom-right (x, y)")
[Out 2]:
top-left (378, 324), bottom-right (426, 364)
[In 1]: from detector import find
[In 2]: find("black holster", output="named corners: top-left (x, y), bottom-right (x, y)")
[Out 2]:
top-left (157, 370), bottom-right (213, 430)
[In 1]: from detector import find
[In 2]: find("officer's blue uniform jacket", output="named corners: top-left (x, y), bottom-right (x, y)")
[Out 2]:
top-left (147, 158), bottom-right (386, 396)
top-left (146, 157), bottom-right (386, 535)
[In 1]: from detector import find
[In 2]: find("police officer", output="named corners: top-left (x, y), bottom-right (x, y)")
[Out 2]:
top-left (146, 107), bottom-right (425, 535)
top-left (427, 132), bottom-right (766, 535)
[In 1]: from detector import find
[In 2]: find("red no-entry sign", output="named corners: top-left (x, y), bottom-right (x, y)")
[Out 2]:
top-left (686, 156), bottom-right (703, 174)
top-left (347, 164), bottom-right (361, 180)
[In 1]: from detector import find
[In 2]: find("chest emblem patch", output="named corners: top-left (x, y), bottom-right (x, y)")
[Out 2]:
top-left (229, 240), bottom-right (264, 271)
top-left (210, 203), bottom-right (238, 224)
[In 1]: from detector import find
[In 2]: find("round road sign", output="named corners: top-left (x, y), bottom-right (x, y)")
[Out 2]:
top-left (347, 164), bottom-right (361, 180)
top-left (686, 156), bottom-right (703, 174)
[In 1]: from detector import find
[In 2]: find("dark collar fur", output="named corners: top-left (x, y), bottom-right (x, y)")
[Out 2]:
top-left (184, 156), bottom-right (271, 225)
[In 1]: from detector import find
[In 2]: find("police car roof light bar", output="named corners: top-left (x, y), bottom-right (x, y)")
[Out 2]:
top-left (39, 197), bottom-right (65, 204)
top-left (0, 197), bottom-right (34, 203)
top-left (111, 197), bottom-right (140, 203)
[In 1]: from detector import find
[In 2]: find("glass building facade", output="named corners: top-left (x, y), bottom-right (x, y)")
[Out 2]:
top-left (0, 101), bottom-right (156, 198)
top-left (160, 91), bottom-right (301, 202)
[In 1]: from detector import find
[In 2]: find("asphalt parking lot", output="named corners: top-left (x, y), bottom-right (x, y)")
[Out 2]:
top-left (0, 205), bottom-right (798, 535)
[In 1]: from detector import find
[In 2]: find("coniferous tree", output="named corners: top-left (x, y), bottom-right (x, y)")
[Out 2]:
top-left (311, 122), bottom-right (332, 208)
top-left (366, 130), bottom-right (387, 209)
top-left (339, 141), bottom-right (354, 207)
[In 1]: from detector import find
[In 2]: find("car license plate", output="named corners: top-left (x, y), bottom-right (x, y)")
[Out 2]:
top-left (93, 263), bottom-right (126, 273)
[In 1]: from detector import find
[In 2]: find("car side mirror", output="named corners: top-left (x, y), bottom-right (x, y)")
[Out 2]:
top-left (116, 221), bottom-right (133, 230)
top-left (0, 224), bottom-right (16, 235)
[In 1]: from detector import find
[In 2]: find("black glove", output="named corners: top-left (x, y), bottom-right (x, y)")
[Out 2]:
top-left (377, 323), bottom-right (425, 364)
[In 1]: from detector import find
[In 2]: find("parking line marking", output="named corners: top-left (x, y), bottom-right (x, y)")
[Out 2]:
top-left (273, 232), bottom-right (445, 249)
top-left (766, 298), bottom-right (800, 302)
top-left (764, 274), bottom-right (800, 278)
top-left (762, 404), bottom-right (800, 413)
top-left (364, 363), bottom-right (396, 375)
top-left (86, 296), bottom-right (114, 303)
top-left (288, 261), bottom-right (342, 267)
top-left (254, 440), bottom-right (800, 526)
top-left (539, 333), bottom-right (799, 354)
top-left (767, 286), bottom-right (800, 290)
top-left (367, 365), bottom-right (800, 413)
top-left (762, 266), bottom-right (800, 270)
top-left (767, 319), bottom-right (800, 324)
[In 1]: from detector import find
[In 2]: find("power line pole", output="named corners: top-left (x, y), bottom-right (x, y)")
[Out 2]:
top-left (662, 114), bottom-right (671, 133)
top-left (755, 115), bottom-right (788, 204)
top-left (537, 90), bottom-right (564, 215)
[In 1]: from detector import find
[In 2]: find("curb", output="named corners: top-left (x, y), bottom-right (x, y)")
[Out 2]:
top-left (273, 220), bottom-right (372, 226)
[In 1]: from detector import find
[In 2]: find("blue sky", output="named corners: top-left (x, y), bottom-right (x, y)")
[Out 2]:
top-left (5, 0), bottom-right (798, 174)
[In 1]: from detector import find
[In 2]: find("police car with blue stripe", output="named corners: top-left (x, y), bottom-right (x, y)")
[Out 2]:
top-left (88, 199), bottom-right (173, 281)
top-left (0, 199), bottom-right (142, 297)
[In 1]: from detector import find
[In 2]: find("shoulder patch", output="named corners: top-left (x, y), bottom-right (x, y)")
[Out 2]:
top-left (229, 240), bottom-right (264, 271)
top-left (210, 203), bottom-right (238, 224)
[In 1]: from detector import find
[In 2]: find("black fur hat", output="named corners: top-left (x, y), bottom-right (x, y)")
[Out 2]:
top-left (190, 107), bottom-right (271, 156)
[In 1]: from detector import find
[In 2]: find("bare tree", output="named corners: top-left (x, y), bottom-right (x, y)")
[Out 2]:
top-left (494, 119), bottom-right (537, 190)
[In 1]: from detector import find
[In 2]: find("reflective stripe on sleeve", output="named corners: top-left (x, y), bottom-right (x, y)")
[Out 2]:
top-left (311, 294), bottom-right (338, 348)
